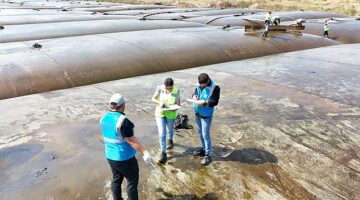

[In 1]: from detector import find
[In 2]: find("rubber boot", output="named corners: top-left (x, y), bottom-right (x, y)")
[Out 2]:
top-left (158, 152), bottom-right (167, 164)
top-left (201, 155), bottom-right (212, 166)
top-left (166, 139), bottom-right (174, 149)
top-left (193, 148), bottom-right (205, 157)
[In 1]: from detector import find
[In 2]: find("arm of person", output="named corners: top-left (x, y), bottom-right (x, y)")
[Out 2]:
top-left (192, 87), bottom-right (198, 100)
top-left (205, 86), bottom-right (220, 107)
top-left (121, 118), bottom-right (145, 153)
top-left (151, 87), bottom-right (160, 104)
top-left (126, 136), bottom-right (146, 154)
top-left (121, 118), bottom-right (151, 162)
top-left (176, 89), bottom-right (181, 106)
top-left (191, 86), bottom-right (219, 107)
top-left (196, 99), bottom-right (206, 106)
top-left (151, 93), bottom-right (159, 104)
top-left (192, 87), bottom-right (206, 106)
top-left (151, 86), bottom-right (163, 107)
top-left (127, 136), bottom-right (151, 163)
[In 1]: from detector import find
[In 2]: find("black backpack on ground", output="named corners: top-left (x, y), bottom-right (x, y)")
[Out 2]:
top-left (174, 114), bottom-right (193, 130)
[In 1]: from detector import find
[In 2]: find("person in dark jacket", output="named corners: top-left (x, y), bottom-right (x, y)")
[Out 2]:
top-left (192, 73), bottom-right (220, 165)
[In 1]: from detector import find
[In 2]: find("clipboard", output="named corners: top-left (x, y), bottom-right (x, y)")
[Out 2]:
top-left (162, 104), bottom-right (181, 111)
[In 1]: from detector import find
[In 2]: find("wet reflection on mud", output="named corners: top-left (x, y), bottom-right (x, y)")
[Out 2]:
top-left (0, 144), bottom-right (43, 171)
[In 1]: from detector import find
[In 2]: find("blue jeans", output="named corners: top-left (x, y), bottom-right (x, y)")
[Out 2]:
top-left (156, 117), bottom-right (175, 152)
top-left (195, 115), bottom-right (213, 156)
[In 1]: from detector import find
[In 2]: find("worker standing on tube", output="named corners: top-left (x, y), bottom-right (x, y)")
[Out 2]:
top-left (323, 19), bottom-right (330, 38)
top-left (263, 10), bottom-right (272, 38)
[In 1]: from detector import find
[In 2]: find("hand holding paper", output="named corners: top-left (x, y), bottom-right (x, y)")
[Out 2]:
top-left (196, 100), bottom-right (206, 106)
top-left (186, 99), bottom-right (197, 103)
top-left (186, 99), bottom-right (205, 106)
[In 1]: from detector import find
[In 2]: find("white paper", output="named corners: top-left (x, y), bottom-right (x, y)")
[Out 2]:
top-left (162, 104), bottom-right (181, 111)
top-left (186, 99), bottom-right (197, 103)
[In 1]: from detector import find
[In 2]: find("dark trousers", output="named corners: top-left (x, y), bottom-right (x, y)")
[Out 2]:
top-left (107, 157), bottom-right (139, 200)
top-left (263, 20), bottom-right (271, 37)
top-left (323, 31), bottom-right (329, 38)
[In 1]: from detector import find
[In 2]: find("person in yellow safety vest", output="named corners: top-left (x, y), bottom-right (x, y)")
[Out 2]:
top-left (323, 21), bottom-right (330, 38)
top-left (151, 78), bottom-right (180, 164)
top-left (265, 10), bottom-right (272, 24)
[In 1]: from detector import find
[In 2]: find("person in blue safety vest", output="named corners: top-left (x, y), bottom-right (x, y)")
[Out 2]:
top-left (100, 93), bottom-right (152, 200)
top-left (192, 73), bottom-right (220, 165)
top-left (152, 78), bottom-right (181, 164)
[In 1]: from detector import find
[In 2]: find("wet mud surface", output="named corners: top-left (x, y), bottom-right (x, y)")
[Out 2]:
top-left (1, 44), bottom-right (359, 199)
top-left (1, 0), bottom-right (360, 198)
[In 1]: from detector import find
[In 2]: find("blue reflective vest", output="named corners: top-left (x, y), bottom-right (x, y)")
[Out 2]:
top-left (100, 112), bottom-right (136, 161)
top-left (194, 80), bottom-right (217, 117)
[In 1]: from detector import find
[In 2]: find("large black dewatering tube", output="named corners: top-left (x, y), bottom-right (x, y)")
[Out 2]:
top-left (0, 27), bottom-right (338, 100)
top-left (0, 19), bottom-right (204, 43)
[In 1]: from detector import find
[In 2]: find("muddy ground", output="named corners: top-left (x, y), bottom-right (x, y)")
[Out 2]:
top-left (0, 44), bottom-right (359, 199)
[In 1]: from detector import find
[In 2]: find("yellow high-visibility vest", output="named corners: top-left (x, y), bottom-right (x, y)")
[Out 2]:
top-left (155, 86), bottom-right (178, 119)
top-left (265, 13), bottom-right (272, 21)
top-left (323, 24), bottom-right (330, 32)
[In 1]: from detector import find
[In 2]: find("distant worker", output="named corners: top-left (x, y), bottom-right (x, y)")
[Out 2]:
top-left (273, 16), bottom-right (281, 25)
top-left (192, 73), bottom-right (220, 166)
top-left (152, 78), bottom-right (180, 164)
top-left (265, 10), bottom-right (272, 25)
top-left (100, 93), bottom-right (152, 200)
top-left (323, 21), bottom-right (330, 38)
top-left (296, 18), bottom-right (306, 26)
top-left (263, 10), bottom-right (272, 38)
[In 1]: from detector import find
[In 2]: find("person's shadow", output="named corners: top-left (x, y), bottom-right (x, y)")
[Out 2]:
top-left (224, 147), bottom-right (278, 164)
top-left (156, 188), bottom-right (218, 200)
top-left (168, 144), bottom-right (277, 164)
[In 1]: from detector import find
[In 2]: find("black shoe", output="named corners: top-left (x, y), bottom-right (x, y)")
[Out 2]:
top-left (158, 152), bottom-right (167, 164)
top-left (193, 148), bottom-right (205, 157)
top-left (201, 155), bottom-right (212, 166)
top-left (166, 139), bottom-right (174, 149)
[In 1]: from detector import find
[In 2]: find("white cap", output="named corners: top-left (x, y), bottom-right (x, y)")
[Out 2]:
top-left (109, 93), bottom-right (126, 106)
